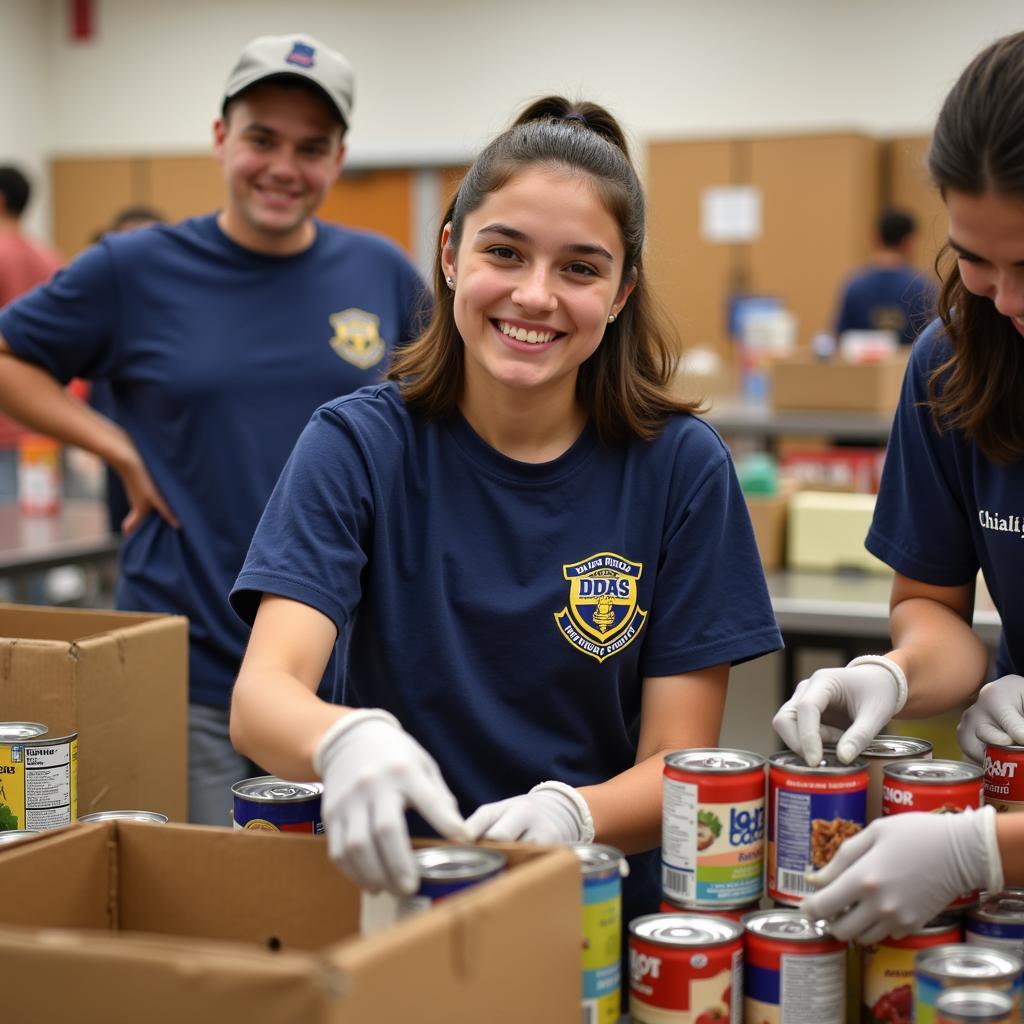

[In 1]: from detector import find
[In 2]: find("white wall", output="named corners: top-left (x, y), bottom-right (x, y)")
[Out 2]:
top-left (1, 0), bottom-right (1022, 237)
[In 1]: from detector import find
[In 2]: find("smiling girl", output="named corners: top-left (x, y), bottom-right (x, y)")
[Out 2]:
top-left (228, 97), bottom-right (781, 932)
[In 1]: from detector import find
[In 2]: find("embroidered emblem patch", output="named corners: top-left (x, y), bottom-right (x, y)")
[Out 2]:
top-left (329, 308), bottom-right (386, 369)
top-left (286, 42), bottom-right (316, 69)
top-left (554, 552), bottom-right (647, 663)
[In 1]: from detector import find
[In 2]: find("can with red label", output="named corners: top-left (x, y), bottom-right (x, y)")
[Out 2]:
top-left (967, 890), bottom-right (1024, 961)
top-left (883, 759), bottom-right (984, 910)
top-left (658, 895), bottom-right (757, 922)
top-left (861, 734), bottom-right (933, 821)
top-left (662, 748), bottom-right (765, 909)
top-left (862, 915), bottom-right (962, 1024)
top-left (767, 751), bottom-right (868, 906)
top-left (628, 912), bottom-right (742, 1023)
top-left (231, 776), bottom-right (324, 832)
top-left (743, 908), bottom-right (846, 1024)
top-left (984, 744), bottom-right (1024, 813)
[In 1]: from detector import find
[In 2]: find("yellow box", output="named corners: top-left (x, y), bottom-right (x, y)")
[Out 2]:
top-left (787, 491), bottom-right (890, 575)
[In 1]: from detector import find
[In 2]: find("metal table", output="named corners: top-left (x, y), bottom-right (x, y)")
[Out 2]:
top-left (0, 500), bottom-right (120, 603)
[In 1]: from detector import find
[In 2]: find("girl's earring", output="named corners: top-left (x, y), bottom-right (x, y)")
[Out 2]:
top-left (607, 312), bottom-right (616, 323)
top-left (446, 276), bottom-right (455, 289)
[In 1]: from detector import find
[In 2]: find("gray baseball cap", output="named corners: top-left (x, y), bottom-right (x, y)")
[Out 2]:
top-left (223, 34), bottom-right (354, 128)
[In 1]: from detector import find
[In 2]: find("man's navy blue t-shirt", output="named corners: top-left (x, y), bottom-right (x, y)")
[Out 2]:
top-left (835, 265), bottom-right (936, 346)
top-left (231, 382), bottom-right (782, 919)
top-left (867, 319), bottom-right (1023, 676)
top-left (0, 215), bottom-right (427, 706)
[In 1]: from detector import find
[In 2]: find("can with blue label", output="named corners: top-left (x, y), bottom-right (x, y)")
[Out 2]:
top-left (967, 891), bottom-right (1024, 962)
top-left (767, 750), bottom-right (867, 906)
top-left (573, 843), bottom-right (624, 1024)
top-left (396, 846), bottom-right (506, 917)
top-left (231, 776), bottom-right (324, 833)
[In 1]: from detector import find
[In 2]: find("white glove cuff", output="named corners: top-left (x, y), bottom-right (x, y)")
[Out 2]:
top-left (312, 708), bottom-right (402, 779)
top-left (530, 781), bottom-right (596, 844)
top-left (847, 654), bottom-right (909, 716)
top-left (977, 804), bottom-right (1006, 895)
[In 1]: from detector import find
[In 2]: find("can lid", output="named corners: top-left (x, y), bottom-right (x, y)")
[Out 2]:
top-left (743, 908), bottom-right (836, 942)
top-left (0, 830), bottom-right (34, 845)
top-left (934, 986), bottom-right (1015, 1015)
top-left (883, 758), bottom-right (983, 784)
top-left (571, 843), bottom-right (626, 877)
top-left (414, 846), bottom-right (507, 879)
top-left (769, 749), bottom-right (867, 774)
top-left (861, 735), bottom-right (934, 759)
top-left (230, 776), bottom-right (324, 803)
top-left (0, 721), bottom-right (48, 743)
top-left (972, 889), bottom-right (1024, 922)
top-left (917, 943), bottom-right (1023, 978)
top-left (78, 810), bottom-right (169, 824)
top-left (630, 912), bottom-right (743, 947)
top-left (664, 748), bottom-right (766, 773)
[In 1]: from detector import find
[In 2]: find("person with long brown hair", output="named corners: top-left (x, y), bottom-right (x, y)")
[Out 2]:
top-left (228, 96), bottom-right (780, 934)
top-left (773, 32), bottom-right (1024, 943)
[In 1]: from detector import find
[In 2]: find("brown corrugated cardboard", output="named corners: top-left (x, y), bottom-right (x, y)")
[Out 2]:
top-left (771, 352), bottom-right (910, 413)
top-left (0, 822), bottom-right (581, 1022)
top-left (745, 495), bottom-right (788, 571)
top-left (0, 604), bottom-right (188, 820)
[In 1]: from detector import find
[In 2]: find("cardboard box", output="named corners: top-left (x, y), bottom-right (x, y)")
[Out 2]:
top-left (787, 491), bottom-right (890, 575)
top-left (0, 822), bottom-right (581, 1022)
top-left (770, 351), bottom-right (909, 413)
top-left (0, 604), bottom-right (188, 820)
top-left (746, 494), bottom-right (788, 571)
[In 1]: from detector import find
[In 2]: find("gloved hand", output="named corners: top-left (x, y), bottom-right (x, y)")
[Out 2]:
top-left (801, 806), bottom-right (1003, 945)
top-left (772, 655), bottom-right (908, 765)
top-left (958, 674), bottom-right (1024, 763)
top-left (314, 709), bottom-right (471, 895)
top-left (465, 781), bottom-right (596, 844)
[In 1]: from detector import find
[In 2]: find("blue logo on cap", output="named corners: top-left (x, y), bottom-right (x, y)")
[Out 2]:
top-left (285, 42), bottom-right (315, 68)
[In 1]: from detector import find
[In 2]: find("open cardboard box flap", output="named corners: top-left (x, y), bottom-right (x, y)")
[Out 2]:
top-left (0, 821), bottom-right (581, 1022)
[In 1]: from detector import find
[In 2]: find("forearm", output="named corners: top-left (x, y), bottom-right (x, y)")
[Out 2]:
top-left (578, 753), bottom-right (669, 854)
top-left (996, 813), bottom-right (1024, 886)
top-left (230, 666), bottom-right (352, 781)
top-left (0, 352), bottom-right (132, 467)
top-left (888, 596), bottom-right (989, 716)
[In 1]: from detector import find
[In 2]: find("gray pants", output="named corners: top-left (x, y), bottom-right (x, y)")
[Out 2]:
top-left (188, 702), bottom-right (262, 826)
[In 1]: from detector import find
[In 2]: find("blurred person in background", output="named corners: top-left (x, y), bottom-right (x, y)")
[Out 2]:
top-left (834, 207), bottom-right (936, 347)
top-left (0, 34), bottom-right (427, 826)
top-left (773, 31), bottom-right (1024, 945)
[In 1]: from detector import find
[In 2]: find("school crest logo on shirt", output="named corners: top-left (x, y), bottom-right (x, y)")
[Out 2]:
top-left (329, 308), bottom-right (386, 369)
top-left (554, 552), bottom-right (648, 663)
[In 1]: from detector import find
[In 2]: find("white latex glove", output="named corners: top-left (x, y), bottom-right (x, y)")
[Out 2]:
top-left (464, 781), bottom-right (596, 844)
top-left (957, 674), bottom-right (1024, 763)
top-left (801, 806), bottom-right (1003, 945)
top-left (772, 655), bottom-right (908, 765)
top-left (314, 709), bottom-right (471, 895)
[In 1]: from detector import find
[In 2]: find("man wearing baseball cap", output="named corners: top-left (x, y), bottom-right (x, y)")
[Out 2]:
top-left (0, 35), bottom-right (428, 824)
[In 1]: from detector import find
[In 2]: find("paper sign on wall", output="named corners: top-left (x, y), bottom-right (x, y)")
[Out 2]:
top-left (700, 186), bottom-right (762, 243)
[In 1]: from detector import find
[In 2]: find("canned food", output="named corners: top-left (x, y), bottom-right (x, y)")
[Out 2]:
top-left (78, 810), bottom-right (168, 824)
top-left (0, 722), bottom-right (77, 832)
top-left (883, 760), bottom-right (985, 910)
top-left (861, 734), bottom-right (933, 821)
top-left (967, 891), bottom-right (1024, 960)
top-left (767, 750), bottom-right (868, 906)
top-left (231, 776), bottom-right (324, 833)
top-left (658, 895), bottom-right (757, 922)
top-left (915, 944), bottom-right (1023, 1024)
top-left (984, 745), bottom-right (1024, 813)
top-left (662, 748), bottom-right (765, 910)
top-left (935, 986), bottom-right (1015, 1023)
top-left (17, 434), bottom-right (61, 516)
top-left (629, 912), bottom-right (742, 1023)
top-left (396, 846), bottom-right (506, 918)
top-left (743, 908), bottom-right (846, 1024)
top-left (0, 830), bottom-right (34, 847)
top-left (574, 843), bottom-right (625, 1024)
top-left (862, 915), bottom-right (963, 1024)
